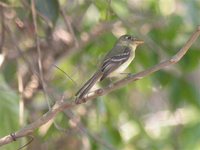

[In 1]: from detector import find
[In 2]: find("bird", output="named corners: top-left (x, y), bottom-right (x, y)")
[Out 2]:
top-left (75, 35), bottom-right (144, 104)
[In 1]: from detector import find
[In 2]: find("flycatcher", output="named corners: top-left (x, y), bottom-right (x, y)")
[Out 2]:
top-left (75, 35), bottom-right (144, 104)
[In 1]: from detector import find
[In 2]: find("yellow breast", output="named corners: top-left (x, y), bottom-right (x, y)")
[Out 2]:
top-left (109, 54), bottom-right (134, 77)
top-left (109, 46), bottom-right (136, 77)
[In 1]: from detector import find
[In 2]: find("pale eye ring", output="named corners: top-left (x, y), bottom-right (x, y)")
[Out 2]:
top-left (125, 36), bottom-right (131, 40)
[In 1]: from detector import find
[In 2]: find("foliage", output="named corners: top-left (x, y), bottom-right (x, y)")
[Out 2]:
top-left (0, 0), bottom-right (200, 150)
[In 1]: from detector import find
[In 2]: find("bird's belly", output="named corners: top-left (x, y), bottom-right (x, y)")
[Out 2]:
top-left (109, 54), bottom-right (135, 77)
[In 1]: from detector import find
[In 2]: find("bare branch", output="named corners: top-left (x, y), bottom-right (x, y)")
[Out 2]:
top-left (0, 2), bottom-right (11, 8)
top-left (56, 22), bottom-right (115, 62)
top-left (0, 100), bottom-right (75, 146)
top-left (79, 25), bottom-right (200, 103)
top-left (64, 110), bottom-right (116, 150)
top-left (0, 6), bottom-right (5, 53)
top-left (60, 8), bottom-right (79, 48)
top-left (5, 25), bottom-right (37, 76)
top-left (0, 26), bottom-right (199, 147)
top-left (31, 0), bottom-right (51, 109)
top-left (17, 64), bottom-right (25, 127)
top-left (0, 6), bottom-right (5, 67)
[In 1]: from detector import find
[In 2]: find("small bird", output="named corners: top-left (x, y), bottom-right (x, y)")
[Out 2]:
top-left (75, 35), bottom-right (144, 104)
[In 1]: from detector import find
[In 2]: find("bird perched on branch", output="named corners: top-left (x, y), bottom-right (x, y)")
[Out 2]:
top-left (75, 35), bottom-right (144, 104)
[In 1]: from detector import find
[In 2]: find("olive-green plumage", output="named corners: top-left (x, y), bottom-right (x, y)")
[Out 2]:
top-left (75, 35), bottom-right (143, 104)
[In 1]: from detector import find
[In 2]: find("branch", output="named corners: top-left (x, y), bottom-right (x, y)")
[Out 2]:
top-left (60, 8), bottom-right (79, 48)
top-left (63, 110), bottom-right (116, 150)
top-left (0, 6), bottom-right (5, 53)
top-left (0, 100), bottom-right (75, 146)
top-left (0, 2), bottom-right (11, 8)
top-left (0, 5), bottom-right (5, 68)
top-left (79, 25), bottom-right (200, 103)
top-left (31, 0), bottom-right (51, 110)
top-left (55, 21), bottom-right (115, 62)
top-left (0, 26), bottom-right (199, 147)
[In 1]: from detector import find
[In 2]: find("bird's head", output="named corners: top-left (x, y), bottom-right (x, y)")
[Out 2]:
top-left (117, 35), bottom-right (144, 47)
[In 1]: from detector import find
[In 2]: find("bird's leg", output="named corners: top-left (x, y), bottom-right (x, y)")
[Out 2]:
top-left (120, 72), bottom-right (132, 77)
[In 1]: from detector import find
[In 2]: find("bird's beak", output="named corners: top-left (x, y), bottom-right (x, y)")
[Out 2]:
top-left (134, 39), bottom-right (144, 45)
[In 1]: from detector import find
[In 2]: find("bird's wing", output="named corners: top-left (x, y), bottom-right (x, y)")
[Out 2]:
top-left (100, 46), bottom-right (131, 81)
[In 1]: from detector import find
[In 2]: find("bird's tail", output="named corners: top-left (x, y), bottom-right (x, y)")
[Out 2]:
top-left (75, 70), bottom-right (102, 104)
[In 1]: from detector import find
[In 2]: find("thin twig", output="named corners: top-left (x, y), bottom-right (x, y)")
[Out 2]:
top-left (0, 26), bottom-right (199, 147)
top-left (60, 8), bottom-right (79, 47)
top-left (0, 100), bottom-right (75, 146)
top-left (64, 110), bottom-right (116, 150)
top-left (80, 25), bottom-right (200, 103)
top-left (31, 0), bottom-right (51, 109)
top-left (0, 2), bottom-right (11, 8)
top-left (56, 22), bottom-right (115, 62)
top-left (53, 64), bottom-right (77, 86)
top-left (0, 6), bottom-right (5, 53)
top-left (0, 6), bottom-right (5, 67)
top-left (17, 64), bottom-right (28, 148)
top-left (17, 65), bottom-right (25, 126)
top-left (17, 135), bottom-right (34, 150)
top-left (6, 22), bottom-right (115, 63)
top-left (106, 0), bottom-right (112, 20)
top-left (5, 25), bottom-right (36, 75)
top-left (21, 0), bottom-right (52, 27)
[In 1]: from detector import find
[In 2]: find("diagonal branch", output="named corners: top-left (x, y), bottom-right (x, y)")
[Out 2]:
top-left (80, 25), bottom-right (200, 103)
top-left (0, 26), bottom-right (199, 147)
top-left (31, 0), bottom-right (51, 110)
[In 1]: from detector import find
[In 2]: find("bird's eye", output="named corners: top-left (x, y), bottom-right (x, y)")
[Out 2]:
top-left (125, 36), bottom-right (131, 40)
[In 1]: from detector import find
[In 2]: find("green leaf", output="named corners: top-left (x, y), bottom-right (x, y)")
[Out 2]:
top-left (111, 0), bottom-right (129, 18)
top-left (154, 71), bottom-right (173, 86)
top-left (103, 126), bottom-right (122, 147)
top-left (93, 0), bottom-right (111, 20)
top-left (35, 0), bottom-right (59, 26)
top-left (186, 0), bottom-right (200, 25)
top-left (82, 4), bottom-right (100, 28)
top-left (164, 15), bottom-right (183, 39)
top-left (179, 49), bottom-right (200, 72)
top-left (2, 60), bottom-right (17, 85)
top-left (170, 78), bottom-right (200, 110)
top-left (179, 123), bottom-right (200, 150)
top-left (136, 48), bottom-right (158, 68)
top-left (149, 15), bottom-right (183, 46)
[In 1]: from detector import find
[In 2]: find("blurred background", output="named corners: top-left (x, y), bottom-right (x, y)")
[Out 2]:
top-left (0, 0), bottom-right (200, 150)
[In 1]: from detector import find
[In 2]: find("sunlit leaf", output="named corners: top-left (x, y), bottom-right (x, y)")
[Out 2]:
top-left (2, 60), bottom-right (17, 85)
top-left (35, 0), bottom-right (59, 26)
top-left (0, 75), bottom-right (19, 150)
